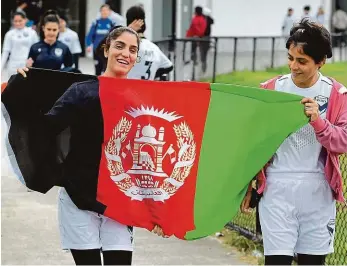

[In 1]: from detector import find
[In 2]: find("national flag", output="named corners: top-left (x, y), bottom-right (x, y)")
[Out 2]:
top-left (97, 76), bottom-right (308, 240)
top-left (2, 69), bottom-right (308, 240)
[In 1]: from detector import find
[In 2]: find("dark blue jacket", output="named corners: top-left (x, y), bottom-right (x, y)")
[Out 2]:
top-left (28, 40), bottom-right (73, 70)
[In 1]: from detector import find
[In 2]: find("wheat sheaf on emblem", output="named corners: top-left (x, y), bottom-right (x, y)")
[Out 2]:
top-left (105, 117), bottom-right (132, 192)
top-left (161, 122), bottom-right (196, 196)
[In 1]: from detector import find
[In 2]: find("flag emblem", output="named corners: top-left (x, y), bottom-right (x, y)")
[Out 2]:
top-left (104, 105), bottom-right (196, 202)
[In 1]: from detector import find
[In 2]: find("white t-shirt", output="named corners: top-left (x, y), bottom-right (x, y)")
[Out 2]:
top-left (266, 73), bottom-right (332, 176)
top-left (58, 28), bottom-right (82, 54)
top-left (127, 38), bottom-right (173, 80)
top-left (1, 27), bottom-right (39, 75)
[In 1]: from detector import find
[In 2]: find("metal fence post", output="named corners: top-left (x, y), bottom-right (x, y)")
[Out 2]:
top-left (271, 37), bottom-right (275, 69)
top-left (252, 37), bottom-right (257, 72)
top-left (212, 37), bottom-right (218, 83)
top-left (233, 38), bottom-right (238, 72)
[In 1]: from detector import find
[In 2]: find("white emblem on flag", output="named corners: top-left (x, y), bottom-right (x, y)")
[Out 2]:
top-left (105, 106), bottom-right (196, 202)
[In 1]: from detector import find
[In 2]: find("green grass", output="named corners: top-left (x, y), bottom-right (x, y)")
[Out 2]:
top-left (210, 63), bottom-right (347, 265)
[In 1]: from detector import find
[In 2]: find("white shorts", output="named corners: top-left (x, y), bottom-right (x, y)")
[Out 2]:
top-left (58, 188), bottom-right (134, 251)
top-left (259, 173), bottom-right (336, 256)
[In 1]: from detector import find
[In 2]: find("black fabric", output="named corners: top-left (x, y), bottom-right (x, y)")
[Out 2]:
top-left (71, 249), bottom-right (102, 265)
top-left (265, 255), bottom-right (293, 265)
top-left (93, 51), bottom-right (104, 76)
top-left (155, 66), bottom-right (173, 79)
top-left (103, 250), bottom-right (133, 265)
top-left (70, 249), bottom-right (133, 265)
top-left (1, 68), bottom-right (106, 213)
top-left (265, 254), bottom-right (326, 265)
top-left (204, 16), bottom-right (214, 37)
top-left (297, 254), bottom-right (326, 265)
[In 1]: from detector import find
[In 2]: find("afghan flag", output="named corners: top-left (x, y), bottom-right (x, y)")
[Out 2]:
top-left (2, 69), bottom-right (308, 240)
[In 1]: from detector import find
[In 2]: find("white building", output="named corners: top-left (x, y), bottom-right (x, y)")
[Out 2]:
top-left (86, 0), bottom-right (334, 41)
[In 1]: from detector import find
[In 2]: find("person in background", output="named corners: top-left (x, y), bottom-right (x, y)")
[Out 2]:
top-left (96, 5), bottom-right (125, 26)
top-left (186, 6), bottom-right (207, 66)
top-left (316, 6), bottom-right (325, 25)
top-left (125, 5), bottom-right (173, 80)
top-left (302, 5), bottom-right (314, 21)
top-left (58, 13), bottom-right (82, 69)
top-left (199, 7), bottom-right (214, 73)
top-left (86, 4), bottom-right (115, 75)
top-left (15, 0), bottom-right (42, 29)
top-left (332, 4), bottom-right (347, 47)
top-left (282, 8), bottom-right (295, 37)
top-left (26, 10), bottom-right (73, 71)
top-left (1, 11), bottom-right (38, 79)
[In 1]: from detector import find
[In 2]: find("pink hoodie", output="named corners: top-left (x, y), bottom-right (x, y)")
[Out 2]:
top-left (255, 75), bottom-right (347, 203)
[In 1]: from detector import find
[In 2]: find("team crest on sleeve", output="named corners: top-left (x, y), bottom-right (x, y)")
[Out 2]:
top-left (54, 48), bottom-right (63, 57)
top-left (314, 95), bottom-right (329, 114)
top-left (104, 106), bottom-right (196, 202)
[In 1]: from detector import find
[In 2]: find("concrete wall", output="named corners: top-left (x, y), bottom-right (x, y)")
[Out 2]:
top-left (193, 0), bottom-right (331, 36)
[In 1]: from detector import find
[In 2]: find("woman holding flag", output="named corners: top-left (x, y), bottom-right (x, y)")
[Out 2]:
top-left (241, 19), bottom-right (347, 265)
top-left (16, 26), bottom-right (165, 265)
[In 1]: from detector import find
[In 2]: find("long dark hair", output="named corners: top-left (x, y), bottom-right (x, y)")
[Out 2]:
top-left (38, 10), bottom-right (60, 40)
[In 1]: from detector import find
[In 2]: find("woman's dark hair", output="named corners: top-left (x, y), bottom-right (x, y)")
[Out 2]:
top-left (12, 11), bottom-right (27, 20)
top-left (286, 18), bottom-right (332, 63)
top-left (126, 5), bottom-right (146, 33)
top-left (104, 26), bottom-right (140, 53)
top-left (39, 10), bottom-right (60, 40)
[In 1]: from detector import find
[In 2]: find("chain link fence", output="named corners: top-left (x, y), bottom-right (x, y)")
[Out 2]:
top-left (227, 155), bottom-right (347, 265)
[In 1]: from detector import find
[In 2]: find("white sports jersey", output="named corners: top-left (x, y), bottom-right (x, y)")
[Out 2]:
top-left (266, 73), bottom-right (332, 176)
top-left (127, 38), bottom-right (173, 80)
top-left (1, 27), bottom-right (39, 77)
top-left (58, 28), bottom-right (82, 54)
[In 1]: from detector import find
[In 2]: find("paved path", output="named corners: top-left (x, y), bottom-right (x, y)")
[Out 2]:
top-left (1, 173), bottom-right (244, 265)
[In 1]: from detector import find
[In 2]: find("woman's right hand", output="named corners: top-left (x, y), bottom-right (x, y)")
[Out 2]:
top-left (240, 191), bottom-right (252, 214)
top-left (17, 67), bottom-right (29, 78)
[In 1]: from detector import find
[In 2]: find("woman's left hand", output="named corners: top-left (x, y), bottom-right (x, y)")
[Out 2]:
top-left (152, 225), bottom-right (169, 238)
top-left (301, 97), bottom-right (319, 122)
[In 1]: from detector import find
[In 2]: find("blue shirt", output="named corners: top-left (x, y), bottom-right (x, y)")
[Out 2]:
top-left (28, 40), bottom-right (73, 70)
top-left (85, 18), bottom-right (114, 50)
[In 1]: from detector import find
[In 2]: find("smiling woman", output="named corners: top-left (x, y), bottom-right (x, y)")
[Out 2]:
top-left (102, 26), bottom-right (140, 78)
top-left (13, 25), bottom-right (159, 266)
top-left (240, 19), bottom-right (347, 266)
